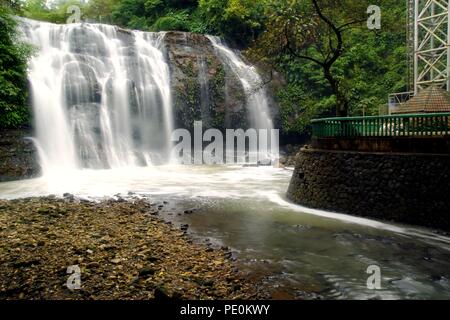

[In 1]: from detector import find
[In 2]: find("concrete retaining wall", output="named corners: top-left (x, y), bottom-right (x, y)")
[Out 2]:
top-left (287, 148), bottom-right (450, 231)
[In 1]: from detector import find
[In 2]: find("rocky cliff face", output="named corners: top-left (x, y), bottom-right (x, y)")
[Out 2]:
top-left (164, 31), bottom-right (261, 131)
top-left (0, 129), bottom-right (40, 182)
top-left (89, 28), bottom-right (279, 132)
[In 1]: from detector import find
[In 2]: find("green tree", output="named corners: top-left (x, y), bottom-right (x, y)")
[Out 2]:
top-left (253, 0), bottom-right (372, 117)
top-left (23, 0), bottom-right (88, 23)
top-left (199, 0), bottom-right (266, 46)
top-left (249, 0), bottom-right (407, 133)
top-left (0, 5), bottom-right (31, 128)
top-left (110, 0), bottom-right (197, 30)
top-left (84, 0), bottom-right (118, 24)
top-left (152, 10), bottom-right (190, 31)
top-left (111, 0), bottom-right (157, 29)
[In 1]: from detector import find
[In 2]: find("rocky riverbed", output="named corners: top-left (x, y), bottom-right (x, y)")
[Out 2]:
top-left (0, 197), bottom-right (263, 300)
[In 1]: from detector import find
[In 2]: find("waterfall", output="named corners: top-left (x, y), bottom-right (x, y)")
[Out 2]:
top-left (18, 18), bottom-right (276, 174)
top-left (20, 19), bottom-right (174, 174)
top-left (207, 36), bottom-right (274, 131)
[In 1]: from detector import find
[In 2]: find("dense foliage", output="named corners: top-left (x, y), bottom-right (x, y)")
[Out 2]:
top-left (6, 0), bottom-right (408, 135)
top-left (19, 0), bottom-right (265, 45)
top-left (0, 3), bottom-right (31, 129)
top-left (250, 0), bottom-right (407, 132)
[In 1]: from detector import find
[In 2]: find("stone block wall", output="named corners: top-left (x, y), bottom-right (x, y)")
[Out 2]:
top-left (287, 148), bottom-right (450, 231)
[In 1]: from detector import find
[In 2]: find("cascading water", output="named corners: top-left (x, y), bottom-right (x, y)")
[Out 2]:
top-left (19, 18), bottom-right (277, 175)
top-left (207, 36), bottom-right (274, 131)
top-left (20, 19), bottom-right (174, 174)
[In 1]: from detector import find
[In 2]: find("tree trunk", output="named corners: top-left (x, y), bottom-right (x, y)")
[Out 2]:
top-left (336, 90), bottom-right (349, 117)
top-left (324, 67), bottom-right (348, 117)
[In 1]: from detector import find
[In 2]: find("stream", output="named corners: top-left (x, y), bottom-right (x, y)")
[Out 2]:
top-left (1, 165), bottom-right (449, 300)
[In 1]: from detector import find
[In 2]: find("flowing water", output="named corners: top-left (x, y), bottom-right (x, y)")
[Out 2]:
top-left (20, 19), bottom-right (173, 170)
top-left (2, 19), bottom-right (449, 300)
top-left (207, 36), bottom-right (274, 131)
top-left (0, 166), bottom-right (449, 299)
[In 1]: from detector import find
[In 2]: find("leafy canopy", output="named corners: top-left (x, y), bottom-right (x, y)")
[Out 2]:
top-left (0, 4), bottom-right (31, 129)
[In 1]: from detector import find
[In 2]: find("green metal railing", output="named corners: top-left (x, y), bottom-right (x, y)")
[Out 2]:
top-left (311, 113), bottom-right (450, 138)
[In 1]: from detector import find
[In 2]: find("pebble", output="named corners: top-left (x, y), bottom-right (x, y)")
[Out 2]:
top-left (139, 267), bottom-right (156, 278)
top-left (0, 197), bottom-right (261, 300)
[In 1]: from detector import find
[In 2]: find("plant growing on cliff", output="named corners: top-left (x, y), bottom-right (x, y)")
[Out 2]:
top-left (0, 5), bottom-right (31, 129)
top-left (152, 10), bottom-right (190, 31)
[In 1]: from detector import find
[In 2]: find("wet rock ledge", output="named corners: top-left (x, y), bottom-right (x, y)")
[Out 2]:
top-left (0, 129), bottom-right (40, 182)
top-left (0, 198), bottom-right (259, 300)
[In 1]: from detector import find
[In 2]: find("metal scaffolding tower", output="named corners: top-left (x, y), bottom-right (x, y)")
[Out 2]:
top-left (412, 0), bottom-right (450, 94)
top-left (389, 0), bottom-right (449, 114)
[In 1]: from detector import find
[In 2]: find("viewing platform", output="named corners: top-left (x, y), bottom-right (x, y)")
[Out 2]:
top-left (288, 112), bottom-right (450, 231)
top-left (311, 113), bottom-right (450, 154)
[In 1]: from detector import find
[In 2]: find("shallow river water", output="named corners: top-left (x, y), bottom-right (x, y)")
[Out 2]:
top-left (0, 165), bottom-right (449, 299)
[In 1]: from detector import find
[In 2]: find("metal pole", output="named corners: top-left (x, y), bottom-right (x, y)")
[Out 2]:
top-left (407, 0), bottom-right (411, 92)
top-left (414, 0), bottom-right (420, 94)
top-left (447, 0), bottom-right (450, 91)
top-left (430, 1), bottom-right (435, 83)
